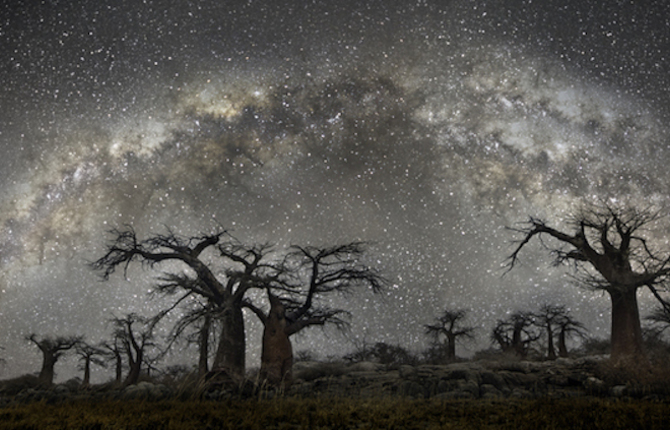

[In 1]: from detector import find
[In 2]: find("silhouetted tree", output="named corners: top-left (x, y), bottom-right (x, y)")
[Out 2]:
top-left (26, 334), bottom-right (81, 386)
top-left (491, 312), bottom-right (540, 357)
top-left (555, 311), bottom-right (588, 357)
top-left (100, 337), bottom-right (124, 385)
top-left (91, 228), bottom-right (279, 384)
top-left (534, 304), bottom-right (567, 360)
top-left (75, 342), bottom-right (107, 388)
top-left (110, 313), bottom-right (155, 386)
top-left (161, 300), bottom-right (217, 379)
top-left (507, 204), bottom-right (670, 359)
top-left (248, 243), bottom-right (386, 387)
top-left (424, 309), bottom-right (475, 361)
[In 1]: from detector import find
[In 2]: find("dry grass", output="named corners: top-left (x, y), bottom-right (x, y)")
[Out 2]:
top-left (0, 396), bottom-right (668, 429)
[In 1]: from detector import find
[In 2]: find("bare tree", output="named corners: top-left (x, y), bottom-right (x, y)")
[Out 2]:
top-left (91, 227), bottom-right (278, 384)
top-left (247, 242), bottom-right (387, 387)
top-left (555, 311), bottom-right (588, 358)
top-left (491, 312), bottom-right (540, 357)
top-left (161, 300), bottom-right (218, 379)
top-left (534, 304), bottom-right (565, 360)
top-left (424, 309), bottom-right (475, 361)
top-left (75, 342), bottom-right (107, 389)
top-left (507, 204), bottom-right (670, 358)
top-left (26, 334), bottom-right (81, 386)
top-left (100, 337), bottom-right (124, 386)
top-left (110, 313), bottom-right (155, 386)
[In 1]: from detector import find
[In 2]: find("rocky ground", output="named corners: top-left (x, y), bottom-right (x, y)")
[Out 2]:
top-left (0, 355), bottom-right (666, 405)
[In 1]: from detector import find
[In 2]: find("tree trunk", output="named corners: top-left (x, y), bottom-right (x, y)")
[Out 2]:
top-left (82, 358), bottom-right (91, 388)
top-left (546, 325), bottom-right (556, 360)
top-left (609, 288), bottom-right (644, 359)
top-left (446, 334), bottom-right (456, 360)
top-left (260, 292), bottom-right (293, 387)
top-left (123, 351), bottom-right (142, 386)
top-left (557, 330), bottom-right (569, 358)
top-left (38, 352), bottom-right (56, 386)
top-left (198, 312), bottom-right (211, 379)
top-left (114, 351), bottom-right (123, 385)
top-left (211, 301), bottom-right (246, 383)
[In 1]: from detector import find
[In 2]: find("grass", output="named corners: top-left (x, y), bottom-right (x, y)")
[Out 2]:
top-left (0, 397), bottom-right (669, 429)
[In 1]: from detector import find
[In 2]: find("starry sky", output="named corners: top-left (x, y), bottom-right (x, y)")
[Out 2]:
top-left (1, 0), bottom-right (670, 381)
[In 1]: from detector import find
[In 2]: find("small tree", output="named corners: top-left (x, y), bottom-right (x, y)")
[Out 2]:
top-left (555, 311), bottom-right (588, 357)
top-left (424, 309), bottom-right (475, 361)
top-left (491, 312), bottom-right (540, 357)
top-left (110, 313), bottom-right (155, 386)
top-left (532, 304), bottom-right (587, 359)
top-left (75, 342), bottom-right (107, 388)
top-left (27, 334), bottom-right (81, 386)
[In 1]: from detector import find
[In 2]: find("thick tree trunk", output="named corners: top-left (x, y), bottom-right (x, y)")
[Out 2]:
top-left (211, 301), bottom-right (246, 383)
top-left (558, 330), bottom-right (569, 358)
top-left (38, 353), bottom-right (56, 386)
top-left (114, 351), bottom-right (123, 385)
top-left (446, 335), bottom-right (456, 360)
top-left (546, 325), bottom-right (556, 360)
top-left (82, 359), bottom-right (91, 388)
top-left (260, 293), bottom-right (293, 387)
top-left (198, 312), bottom-right (211, 379)
top-left (609, 288), bottom-right (644, 359)
top-left (123, 351), bottom-right (142, 386)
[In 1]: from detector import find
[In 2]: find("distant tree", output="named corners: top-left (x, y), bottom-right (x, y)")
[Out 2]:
top-left (100, 337), bottom-right (124, 385)
top-left (533, 304), bottom-right (586, 360)
top-left (344, 341), bottom-right (417, 366)
top-left (424, 309), bottom-right (475, 361)
top-left (507, 204), bottom-right (670, 359)
top-left (110, 313), bottom-right (155, 386)
top-left (75, 342), bottom-right (107, 388)
top-left (247, 243), bottom-right (386, 387)
top-left (555, 311), bottom-right (588, 357)
top-left (26, 334), bottom-right (81, 386)
top-left (491, 312), bottom-right (540, 357)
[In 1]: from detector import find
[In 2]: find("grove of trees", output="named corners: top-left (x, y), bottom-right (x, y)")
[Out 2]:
top-left (507, 204), bottom-right (670, 359)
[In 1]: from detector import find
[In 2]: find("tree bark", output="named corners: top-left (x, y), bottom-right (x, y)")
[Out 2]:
top-left (260, 292), bottom-right (293, 387)
top-left (446, 334), bottom-right (456, 360)
top-left (123, 349), bottom-right (143, 386)
top-left (558, 330), bottom-right (569, 357)
top-left (38, 352), bottom-right (56, 386)
top-left (609, 288), bottom-right (644, 359)
top-left (198, 312), bottom-right (211, 379)
top-left (82, 358), bottom-right (91, 388)
top-left (546, 325), bottom-right (556, 360)
top-left (211, 301), bottom-right (246, 383)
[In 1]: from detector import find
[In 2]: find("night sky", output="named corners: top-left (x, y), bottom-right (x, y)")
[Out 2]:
top-left (2, 0), bottom-right (670, 382)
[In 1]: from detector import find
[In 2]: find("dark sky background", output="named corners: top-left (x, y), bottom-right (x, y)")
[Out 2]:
top-left (1, 0), bottom-right (670, 382)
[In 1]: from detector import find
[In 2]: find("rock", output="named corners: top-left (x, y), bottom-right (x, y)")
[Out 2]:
top-left (121, 382), bottom-right (171, 400)
top-left (398, 365), bottom-right (417, 379)
top-left (612, 385), bottom-right (627, 397)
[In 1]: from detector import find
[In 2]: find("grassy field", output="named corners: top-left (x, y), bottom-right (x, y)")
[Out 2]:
top-left (0, 396), bottom-right (668, 430)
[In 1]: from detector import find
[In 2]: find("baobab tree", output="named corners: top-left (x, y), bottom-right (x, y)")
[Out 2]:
top-left (91, 227), bottom-right (279, 384)
top-left (247, 243), bottom-right (387, 386)
top-left (491, 312), bottom-right (540, 357)
top-left (507, 204), bottom-right (670, 358)
top-left (161, 300), bottom-right (218, 379)
top-left (110, 313), bottom-right (155, 386)
top-left (27, 334), bottom-right (81, 386)
top-left (555, 310), bottom-right (588, 357)
top-left (75, 342), bottom-right (107, 388)
top-left (424, 309), bottom-right (475, 361)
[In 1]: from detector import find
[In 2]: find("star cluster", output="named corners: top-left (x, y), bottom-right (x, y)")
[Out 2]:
top-left (1, 0), bottom-right (669, 380)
